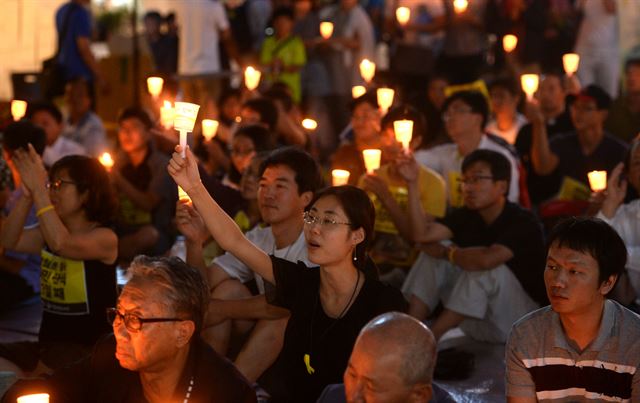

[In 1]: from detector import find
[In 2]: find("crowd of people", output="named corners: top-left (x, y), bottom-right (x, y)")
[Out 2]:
top-left (1, 0), bottom-right (640, 401)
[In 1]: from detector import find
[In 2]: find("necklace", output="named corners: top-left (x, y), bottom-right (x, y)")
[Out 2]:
top-left (182, 376), bottom-right (194, 403)
top-left (304, 269), bottom-right (361, 375)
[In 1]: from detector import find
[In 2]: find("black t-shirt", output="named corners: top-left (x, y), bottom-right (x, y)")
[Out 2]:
top-left (515, 109), bottom-right (574, 204)
top-left (440, 202), bottom-right (547, 305)
top-left (39, 248), bottom-right (117, 346)
top-left (261, 257), bottom-right (407, 403)
top-left (549, 132), bottom-right (628, 191)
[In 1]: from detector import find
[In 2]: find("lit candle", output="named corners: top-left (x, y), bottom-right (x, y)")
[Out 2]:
top-left (201, 119), bottom-right (219, 141)
top-left (587, 170), bottom-right (607, 192)
top-left (178, 186), bottom-right (192, 204)
top-left (160, 101), bottom-right (175, 130)
top-left (394, 119), bottom-right (414, 152)
top-left (98, 152), bottom-right (114, 172)
top-left (377, 88), bottom-right (395, 114)
top-left (453, 0), bottom-right (468, 13)
top-left (146, 76), bottom-right (164, 99)
top-left (563, 53), bottom-right (580, 76)
top-left (503, 34), bottom-right (518, 53)
top-left (332, 169), bottom-right (350, 186)
top-left (173, 101), bottom-right (201, 157)
top-left (520, 74), bottom-right (539, 101)
top-left (359, 59), bottom-right (376, 84)
top-left (396, 6), bottom-right (411, 25)
top-left (11, 100), bottom-right (27, 121)
top-left (362, 149), bottom-right (382, 174)
top-left (352, 85), bottom-right (367, 99)
top-left (320, 22), bottom-right (333, 39)
top-left (302, 118), bottom-right (318, 130)
top-left (17, 394), bottom-right (50, 403)
top-left (244, 66), bottom-right (261, 91)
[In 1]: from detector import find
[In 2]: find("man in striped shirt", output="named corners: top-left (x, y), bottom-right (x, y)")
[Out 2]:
top-left (506, 217), bottom-right (640, 402)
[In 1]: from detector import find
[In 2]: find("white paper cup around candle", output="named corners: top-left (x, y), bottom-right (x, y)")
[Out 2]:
top-left (588, 170), bottom-right (607, 192)
top-left (453, 0), bottom-right (468, 13)
top-left (202, 119), bottom-right (219, 141)
top-left (11, 100), bottom-right (27, 121)
top-left (362, 149), bottom-right (381, 174)
top-left (178, 186), bottom-right (192, 203)
top-left (352, 85), bottom-right (366, 99)
top-left (99, 152), bottom-right (114, 172)
top-left (17, 394), bottom-right (50, 403)
top-left (302, 118), bottom-right (318, 130)
top-left (320, 22), bottom-right (333, 39)
top-left (332, 169), bottom-right (350, 186)
top-left (563, 53), bottom-right (580, 76)
top-left (244, 66), bottom-right (261, 91)
top-left (503, 34), bottom-right (518, 53)
top-left (160, 101), bottom-right (174, 130)
top-left (396, 7), bottom-right (410, 25)
top-left (394, 119), bottom-right (414, 152)
top-left (359, 59), bottom-right (376, 84)
top-left (173, 102), bottom-right (200, 132)
top-left (377, 88), bottom-right (395, 114)
top-left (146, 77), bottom-right (164, 98)
top-left (520, 74), bottom-right (539, 101)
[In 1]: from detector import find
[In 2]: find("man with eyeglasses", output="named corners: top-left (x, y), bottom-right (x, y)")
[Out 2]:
top-left (3, 255), bottom-right (257, 402)
top-left (414, 90), bottom-right (521, 208)
top-left (530, 84), bottom-right (627, 201)
top-left (176, 147), bottom-right (322, 384)
top-left (401, 149), bottom-right (546, 343)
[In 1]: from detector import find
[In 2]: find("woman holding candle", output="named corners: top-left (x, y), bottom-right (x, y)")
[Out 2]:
top-left (168, 145), bottom-right (406, 402)
top-left (0, 152), bottom-right (117, 376)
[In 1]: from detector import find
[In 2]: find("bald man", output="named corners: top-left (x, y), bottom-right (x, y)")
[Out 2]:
top-left (317, 312), bottom-right (454, 403)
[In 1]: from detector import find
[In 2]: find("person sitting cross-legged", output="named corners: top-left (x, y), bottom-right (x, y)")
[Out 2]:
top-left (401, 149), bottom-right (546, 342)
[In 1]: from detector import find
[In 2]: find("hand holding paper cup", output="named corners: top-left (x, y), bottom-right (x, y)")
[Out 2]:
top-left (377, 88), bottom-right (395, 114)
top-left (394, 120), bottom-right (414, 152)
top-left (362, 149), bottom-right (381, 174)
top-left (173, 102), bottom-right (200, 157)
top-left (563, 53), bottom-right (580, 76)
top-left (11, 100), bottom-right (27, 121)
top-left (520, 74), bottom-right (539, 102)
top-left (588, 170), bottom-right (607, 192)
top-left (147, 77), bottom-right (164, 99)
top-left (359, 59), bottom-right (376, 84)
top-left (202, 119), bottom-right (219, 141)
top-left (332, 169), bottom-right (350, 186)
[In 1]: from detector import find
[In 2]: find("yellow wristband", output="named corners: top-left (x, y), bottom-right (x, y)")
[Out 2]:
top-left (36, 204), bottom-right (55, 217)
top-left (447, 246), bottom-right (457, 264)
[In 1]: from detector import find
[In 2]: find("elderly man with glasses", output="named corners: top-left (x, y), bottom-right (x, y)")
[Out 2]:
top-left (2, 256), bottom-right (256, 403)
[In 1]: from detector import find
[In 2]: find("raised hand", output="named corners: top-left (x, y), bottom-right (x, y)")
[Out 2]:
top-left (13, 144), bottom-right (48, 195)
top-left (601, 162), bottom-right (627, 218)
top-left (396, 153), bottom-right (420, 184)
top-left (167, 145), bottom-right (202, 193)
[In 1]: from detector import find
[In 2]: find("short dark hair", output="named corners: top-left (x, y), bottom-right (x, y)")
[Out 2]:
top-left (264, 85), bottom-right (294, 112)
top-left (2, 121), bottom-right (46, 156)
top-left (349, 92), bottom-right (379, 113)
top-left (258, 146), bottom-right (323, 195)
top-left (381, 105), bottom-right (427, 147)
top-left (442, 91), bottom-right (489, 127)
top-left (118, 106), bottom-right (154, 130)
top-left (50, 155), bottom-right (117, 225)
top-left (307, 186), bottom-right (376, 275)
top-left (271, 5), bottom-right (295, 21)
top-left (488, 76), bottom-right (521, 97)
top-left (461, 149), bottom-right (511, 191)
top-left (234, 124), bottom-right (276, 153)
top-left (27, 102), bottom-right (63, 124)
top-left (128, 255), bottom-right (209, 337)
top-left (547, 217), bottom-right (627, 285)
top-left (143, 11), bottom-right (162, 23)
top-left (243, 97), bottom-right (279, 132)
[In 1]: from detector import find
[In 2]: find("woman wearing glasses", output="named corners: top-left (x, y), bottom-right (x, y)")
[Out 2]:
top-left (0, 148), bottom-right (118, 376)
top-left (168, 146), bottom-right (406, 402)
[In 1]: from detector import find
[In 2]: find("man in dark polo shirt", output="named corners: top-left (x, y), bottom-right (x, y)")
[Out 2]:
top-left (530, 85), bottom-right (627, 201)
top-left (401, 149), bottom-right (546, 342)
top-left (506, 217), bottom-right (640, 402)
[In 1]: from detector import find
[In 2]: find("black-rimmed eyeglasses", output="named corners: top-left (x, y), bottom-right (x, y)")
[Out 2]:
top-left (106, 307), bottom-right (186, 333)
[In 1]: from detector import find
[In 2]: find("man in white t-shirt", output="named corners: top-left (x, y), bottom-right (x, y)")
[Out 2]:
top-left (29, 102), bottom-right (87, 167)
top-left (415, 90), bottom-right (520, 207)
top-left (177, 147), bottom-right (322, 382)
top-left (173, 1), bottom-right (239, 110)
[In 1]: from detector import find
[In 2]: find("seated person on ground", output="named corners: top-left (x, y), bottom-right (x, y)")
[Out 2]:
top-left (0, 152), bottom-right (118, 377)
top-left (3, 255), bottom-right (257, 403)
top-left (486, 76), bottom-right (528, 145)
top-left (506, 217), bottom-right (640, 402)
top-left (358, 105), bottom-right (446, 276)
top-left (402, 149), bottom-right (546, 342)
top-left (222, 125), bottom-right (276, 190)
top-left (177, 147), bottom-right (322, 382)
top-left (112, 107), bottom-right (176, 261)
top-left (0, 122), bottom-right (47, 311)
top-left (530, 84), bottom-right (627, 202)
top-left (317, 311), bottom-right (455, 403)
top-left (169, 146), bottom-right (407, 402)
top-left (28, 102), bottom-right (86, 167)
top-left (61, 78), bottom-right (107, 157)
top-left (414, 91), bottom-right (521, 207)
